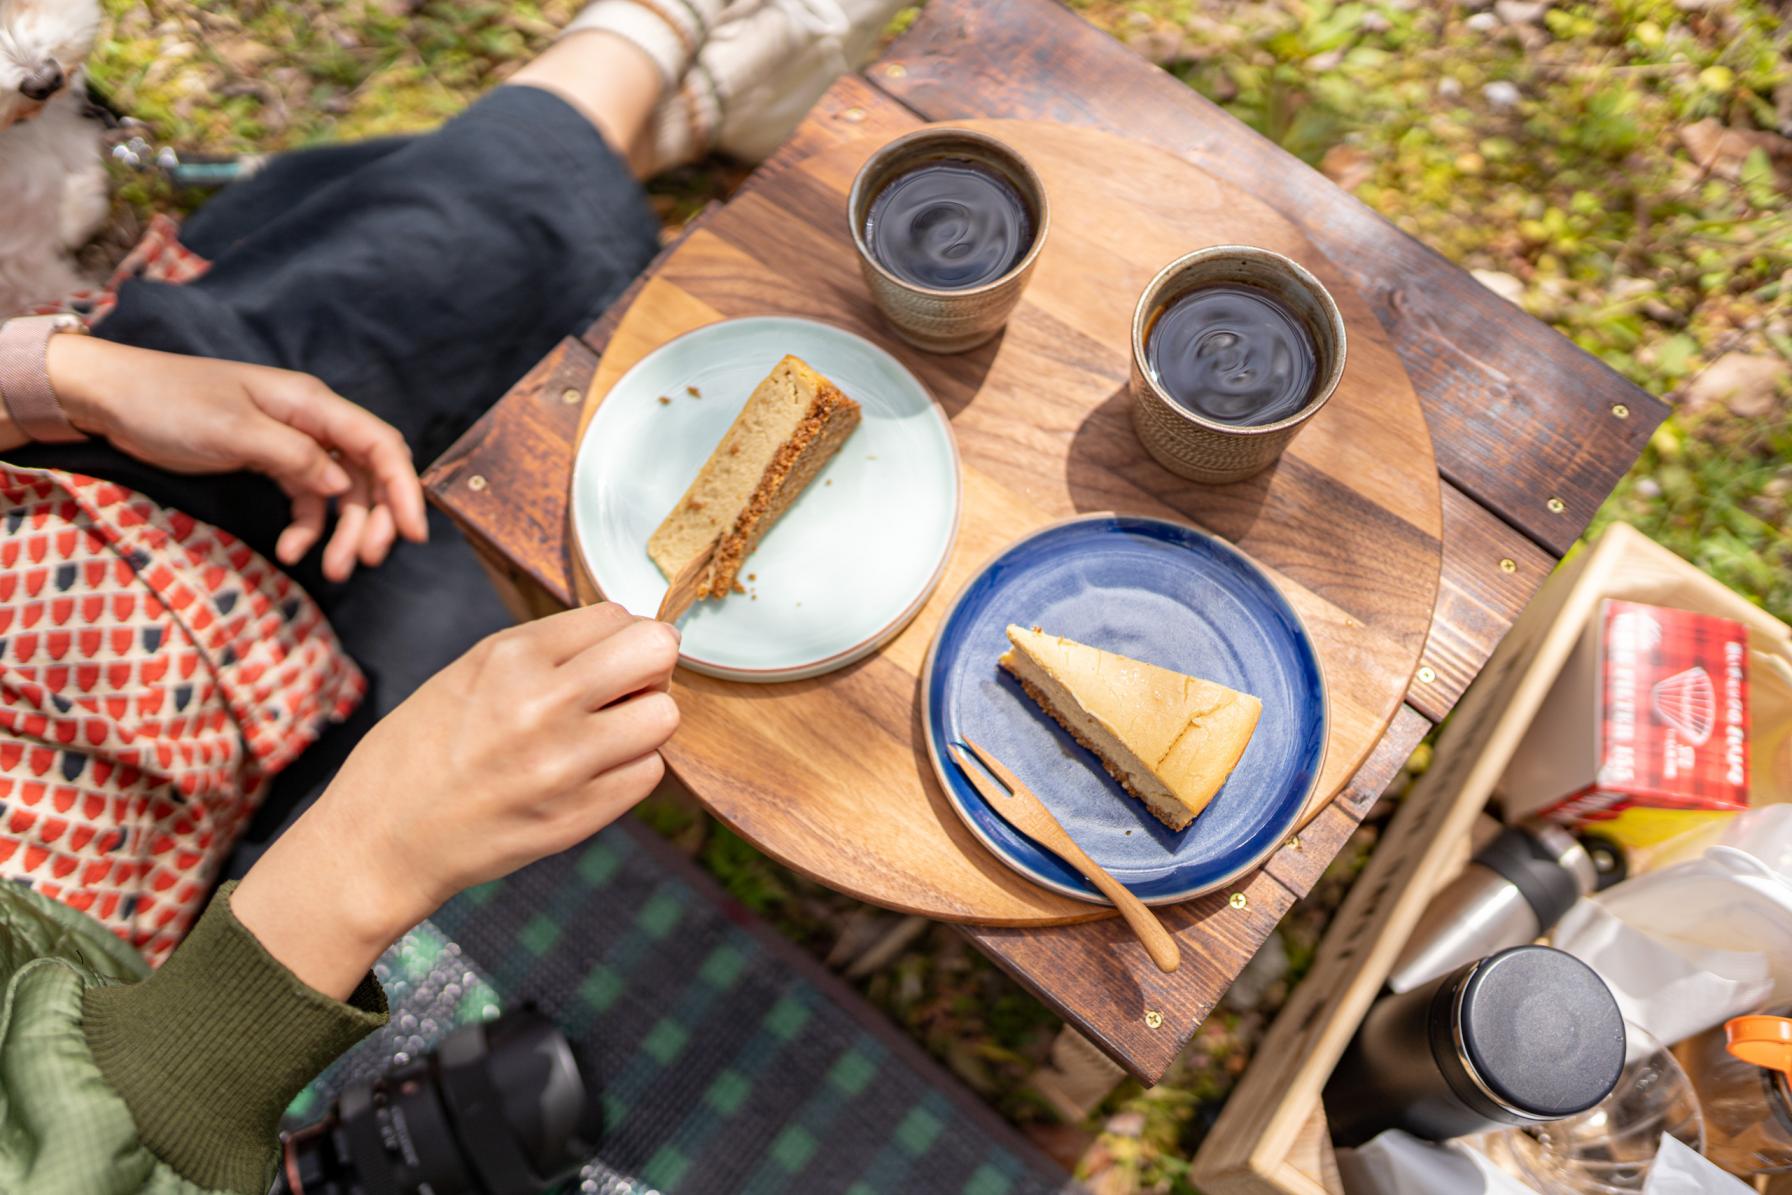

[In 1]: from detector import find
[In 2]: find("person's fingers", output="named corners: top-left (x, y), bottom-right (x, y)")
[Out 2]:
top-left (322, 472), bottom-right (374, 583)
top-left (278, 493), bottom-right (328, 565)
top-left (555, 751), bottom-right (667, 841)
top-left (558, 619), bottom-right (681, 709)
top-left (239, 414), bottom-right (352, 497)
top-left (358, 503), bottom-right (398, 568)
top-left (514, 601), bottom-right (638, 665)
top-left (275, 386), bottom-right (427, 544)
top-left (576, 690), bottom-right (680, 778)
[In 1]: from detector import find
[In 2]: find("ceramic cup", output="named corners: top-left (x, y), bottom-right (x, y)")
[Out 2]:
top-left (1130, 246), bottom-right (1347, 484)
top-left (848, 127), bottom-right (1049, 354)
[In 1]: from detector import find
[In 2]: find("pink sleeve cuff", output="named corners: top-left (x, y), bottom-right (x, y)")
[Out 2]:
top-left (0, 316), bottom-right (89, 444)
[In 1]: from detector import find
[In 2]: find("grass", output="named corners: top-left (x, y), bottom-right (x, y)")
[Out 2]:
top-left (85, 2), bottom-right (1789, 1191)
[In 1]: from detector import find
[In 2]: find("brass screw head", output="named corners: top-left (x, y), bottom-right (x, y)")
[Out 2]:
top-left (1285, 834), bottom-right (1302, 851)
top-left (1499, 557), bottom-right (1517, 573)
top-left (885, 63), bottom-right (908, 78)
top-left (1144, 1010), bottom-right (1164, 1029)
top-left (1547, 496), bottom-right (1566, 513)
top-left (561, 387), bottom-right (581, 405)
top-left (842, 106), bottom-right (867, 122)
top-left (1417, 665), bottom-right (1437, 684)
top-left (468, 475), bottom-right (487, 492)
top-left (1612, 403), bottom-right (1629, 419)
top-left (1229, 892), bottom-right (1248, 910)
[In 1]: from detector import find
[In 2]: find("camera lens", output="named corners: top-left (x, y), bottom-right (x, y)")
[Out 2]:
top-left (277, 1007), bottom-right (600, 1195)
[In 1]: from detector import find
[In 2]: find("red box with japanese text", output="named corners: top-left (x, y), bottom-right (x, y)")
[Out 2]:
top-left (1499, 599), bottom-right (1749, 844)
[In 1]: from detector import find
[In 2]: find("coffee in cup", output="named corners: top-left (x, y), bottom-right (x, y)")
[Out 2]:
top-left (849, 128), bottom-right (1049, 354)
top-left (1130, 246), bottom-right (1346, 484)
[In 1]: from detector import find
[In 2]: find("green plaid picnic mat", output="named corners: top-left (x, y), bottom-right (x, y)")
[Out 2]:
top-left (287, 823), bottom-right (1082, 1195)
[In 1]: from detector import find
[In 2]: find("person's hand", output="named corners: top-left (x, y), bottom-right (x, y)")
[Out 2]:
top-left (232, 603), bottom-right (681, 998)
top-left (47, 335), bottom-right (426, 582)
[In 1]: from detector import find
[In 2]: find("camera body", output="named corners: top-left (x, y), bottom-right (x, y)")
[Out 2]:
top-left (277, 1007), bottom-right (600, 1195)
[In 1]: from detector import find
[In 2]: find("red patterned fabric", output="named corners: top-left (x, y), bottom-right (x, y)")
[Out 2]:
top-left (0, 467), bottom-right (363, 965)
top-left (22, 214), bottom-right (212, 325)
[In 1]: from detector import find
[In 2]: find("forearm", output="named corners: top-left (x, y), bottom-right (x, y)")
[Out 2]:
top-left (231, 790), bottom-right (432, 1001)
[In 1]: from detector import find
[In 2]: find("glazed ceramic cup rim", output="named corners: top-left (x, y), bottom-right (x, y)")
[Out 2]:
top-left (848, 126), bottom-right (1052, 301)
top-left (1130, 245), bottom-right (1348, 438)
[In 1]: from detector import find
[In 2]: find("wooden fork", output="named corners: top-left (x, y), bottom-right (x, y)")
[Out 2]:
top-left (655, 535), bottom-right (720, 623)
top-left (952, 737), bottom-right (1180, 973)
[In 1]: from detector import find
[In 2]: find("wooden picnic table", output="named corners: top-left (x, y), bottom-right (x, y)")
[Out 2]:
top-left (422, 0), bottom-right (1667, 1086)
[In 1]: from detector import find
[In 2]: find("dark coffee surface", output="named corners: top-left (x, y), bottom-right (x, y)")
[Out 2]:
top-left (1146, 285), bottom-right (1318, 426)
top-left (865, 159), bottom-right (1032, 290)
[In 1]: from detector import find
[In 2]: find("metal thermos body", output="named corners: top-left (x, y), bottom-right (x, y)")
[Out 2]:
top-left (1326, 945), bottom-right (1627, 1148)
top-left (1387, 823), bottom-right (1598, 994)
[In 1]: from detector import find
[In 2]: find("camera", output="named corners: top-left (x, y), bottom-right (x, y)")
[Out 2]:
top-left (274, 1006), bottom-right (601, 1195)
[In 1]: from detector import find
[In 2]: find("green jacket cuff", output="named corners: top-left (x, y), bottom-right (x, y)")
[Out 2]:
top-left (80, 881), bottom-right (389, 1194)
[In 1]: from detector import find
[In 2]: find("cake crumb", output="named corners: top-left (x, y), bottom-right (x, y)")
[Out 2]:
top-left (657, 395), bottom-right (671, 405)
top-left (747, 573), bottom-right (756, 582)
top-left (686, 385), bottom-right (702, 398)
top-left (866, 454), bottom-right (878, 460)
top-left (824, 479), bottom-right (833, 486)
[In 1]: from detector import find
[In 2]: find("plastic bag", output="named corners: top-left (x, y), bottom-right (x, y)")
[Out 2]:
top-left (1553, 805), bottom-right (1792, 1044)
top-left (1339, 1134), bottom-right (1749, 1195)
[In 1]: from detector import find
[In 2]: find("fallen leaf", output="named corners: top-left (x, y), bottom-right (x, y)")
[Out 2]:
top-left (1126, 27), bottom-right (1192, 66)
top-left (1320, 143), bottom-right (1375, 190)
top-left (1678, 118), bottom-right (1792, 186)
top-left (1682, 352), bottom-right (1789, 419)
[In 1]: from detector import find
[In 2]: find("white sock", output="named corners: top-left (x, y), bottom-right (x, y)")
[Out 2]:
top-left (563, 0), bottom-right (727, 87)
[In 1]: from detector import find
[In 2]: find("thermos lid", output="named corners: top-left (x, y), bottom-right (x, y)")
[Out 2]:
top-left (1456, 946), bottom-right (1626, 1119)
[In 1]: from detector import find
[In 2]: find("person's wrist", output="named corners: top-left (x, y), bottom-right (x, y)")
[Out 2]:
top-left (232, 794), bottom-right (426, 1000)
top-left (43, 332), bottom-right (122, 437)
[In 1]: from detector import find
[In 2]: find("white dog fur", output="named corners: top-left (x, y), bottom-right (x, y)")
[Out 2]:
top-left (0, 0), bottom-right (108, 316)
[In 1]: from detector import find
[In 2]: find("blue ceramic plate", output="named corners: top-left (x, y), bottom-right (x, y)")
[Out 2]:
top-left (921, 515), bottom-right (1327, 904)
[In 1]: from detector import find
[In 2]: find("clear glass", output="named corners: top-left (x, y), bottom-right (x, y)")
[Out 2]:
top-left (1479, 1023), bottom-right (1704, 1193)
top-left (1674, 1007), bottom-right (1792, 1177)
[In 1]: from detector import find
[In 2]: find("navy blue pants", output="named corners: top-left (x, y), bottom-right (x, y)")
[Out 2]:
top-left (11, 86), bottom-right (663, 860)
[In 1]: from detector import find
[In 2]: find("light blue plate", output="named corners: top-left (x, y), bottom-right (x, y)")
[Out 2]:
top-left (921, 515), bottom-right (1327, 904)
top-left (571, 317), bottom-right (960, 682)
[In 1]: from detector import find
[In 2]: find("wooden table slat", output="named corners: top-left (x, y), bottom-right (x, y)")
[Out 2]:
top-left (1408, 483), bottom-right (1556, 720)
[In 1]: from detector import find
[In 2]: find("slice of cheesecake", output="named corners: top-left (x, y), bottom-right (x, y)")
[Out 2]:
top-left (999, 625), bottom-right (1262, 830)
top-left (649, 355), bottom-right (861, 602)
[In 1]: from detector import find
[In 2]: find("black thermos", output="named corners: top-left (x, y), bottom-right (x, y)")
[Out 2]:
top-left (1325, 945), bottom-right (1627, 1148)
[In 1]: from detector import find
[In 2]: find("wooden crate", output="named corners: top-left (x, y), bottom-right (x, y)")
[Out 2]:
top-left (1191, 523), bottom-right (1792, 1195)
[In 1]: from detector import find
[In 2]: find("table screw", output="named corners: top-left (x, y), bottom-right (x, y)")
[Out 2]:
top-left (1417, 665), bottom-right (1437, 684)
top-left (1285, 834), bottom-right (1302, 851)
top-left (1499, 557), bottom-right (1517, 573)
top-left (1547, 496), bottom-right (1566, 513)
top-left (1144, 1010), bottom-right (1164, 1029)
top-left (841, 106), bottom-right (866, 123)
top-left (561, 387), bottom-right (581, 405)
top-left (1612, 403), bottom-right (1630, 419)
top-left (884, 63), bottom-right (908, 78)
top-left (1229, 892), bottom-right (1248, 910)
top-left (468, 475), bottom-right (487, 493)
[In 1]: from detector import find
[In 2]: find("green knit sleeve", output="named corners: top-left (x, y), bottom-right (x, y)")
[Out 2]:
top-left (79, 882), bottom-right (389, 1194)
